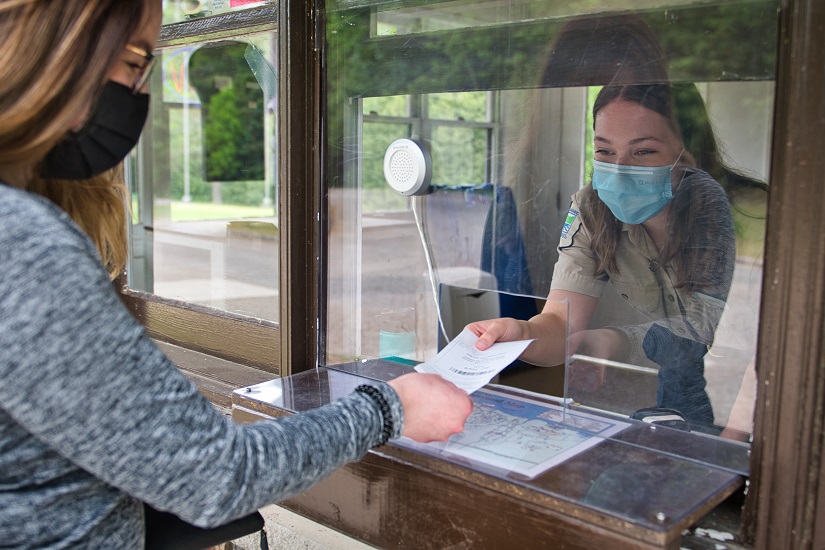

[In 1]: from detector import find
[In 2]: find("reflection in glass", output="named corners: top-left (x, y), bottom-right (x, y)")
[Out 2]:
top-left (161, 0), bottom-right (268, 25)
top-left (127, 34), bottom-right (279, 321)
top-left (374, 0), bottom-right (722, 36)
top-left (325, 1), bottom-right (776, 443)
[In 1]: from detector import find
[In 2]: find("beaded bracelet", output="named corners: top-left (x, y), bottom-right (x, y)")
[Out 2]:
top-left (355, 384), bottom-right (394, 447)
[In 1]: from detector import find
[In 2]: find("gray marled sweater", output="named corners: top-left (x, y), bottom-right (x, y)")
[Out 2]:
top-left (0, 183), bottom-right (403, 549)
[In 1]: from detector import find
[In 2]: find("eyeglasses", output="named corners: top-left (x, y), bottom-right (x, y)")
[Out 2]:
top-left (124, 44), bottom-right (156, 94)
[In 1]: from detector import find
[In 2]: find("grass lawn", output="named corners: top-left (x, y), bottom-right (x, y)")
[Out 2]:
top-left (170, 201), bottom-right (275, 222)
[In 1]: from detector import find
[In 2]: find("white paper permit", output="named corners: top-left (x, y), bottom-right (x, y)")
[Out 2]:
top-left (414, 327), bottom-right (534, 394)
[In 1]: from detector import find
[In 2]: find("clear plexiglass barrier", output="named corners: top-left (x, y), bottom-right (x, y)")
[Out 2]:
top-left (320, 0), bottom-right (773, 507)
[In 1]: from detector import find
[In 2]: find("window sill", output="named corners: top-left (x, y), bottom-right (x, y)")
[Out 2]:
top-left (156, 340), bottom-right (274, 411)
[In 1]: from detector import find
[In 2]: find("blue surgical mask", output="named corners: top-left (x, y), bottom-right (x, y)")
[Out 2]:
top-left (591, 155), bottom-right (682, 224)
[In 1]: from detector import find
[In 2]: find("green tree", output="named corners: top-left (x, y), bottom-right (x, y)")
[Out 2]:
top-left (189, 41), bottom-right (265, 183)
top-left (204, 87), bottom-right (243, 181)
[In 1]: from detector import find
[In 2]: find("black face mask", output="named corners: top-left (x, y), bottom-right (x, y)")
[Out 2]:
top-left (41, 81), bottom-right (149, 180)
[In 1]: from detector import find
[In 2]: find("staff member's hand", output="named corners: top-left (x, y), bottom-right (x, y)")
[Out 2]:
top-left (467, 317), bottom-right (527, 350)
top-left (388, 373), bottom-right (472, 442)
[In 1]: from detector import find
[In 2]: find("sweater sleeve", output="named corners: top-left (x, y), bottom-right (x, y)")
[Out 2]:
top-left (0, 191), bottom-right (402, 527)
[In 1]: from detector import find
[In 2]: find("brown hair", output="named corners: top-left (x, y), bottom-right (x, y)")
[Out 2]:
top-left (671, 82), bottom-right (768, 201)
top-left (0, 0), bottom-right (145, 277)
top-left (580, 83), bottom-right (719, 293)
top-left (509, 13), bottom-right (672, 184)
top-left (27, 171), bottom-right (130, 277)
top-left (539, 13), bottom-right (669, 88)
top-left (502, 14), bottom-right (672, 292)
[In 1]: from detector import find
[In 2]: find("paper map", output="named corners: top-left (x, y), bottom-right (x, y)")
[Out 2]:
top-left (400, 388), bottom-right (629, 478)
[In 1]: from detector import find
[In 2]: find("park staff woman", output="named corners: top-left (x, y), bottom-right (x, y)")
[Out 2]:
top-left (471, 83), bottom-right (735, 426)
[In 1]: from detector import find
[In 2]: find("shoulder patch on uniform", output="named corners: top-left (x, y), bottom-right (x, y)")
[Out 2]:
top-left (561, 207), bottom-right (579, 239)
top-left (558, 206), bottom-right (583, 250)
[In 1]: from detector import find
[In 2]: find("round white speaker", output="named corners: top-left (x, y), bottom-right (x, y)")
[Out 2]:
top-left (383, 138), bottom-right (432, 196)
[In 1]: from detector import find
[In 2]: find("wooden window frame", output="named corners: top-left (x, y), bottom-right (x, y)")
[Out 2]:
top-left (122, 1), bottom-right (322, 384)
top-left (743, 0), bottom-right (825, 547)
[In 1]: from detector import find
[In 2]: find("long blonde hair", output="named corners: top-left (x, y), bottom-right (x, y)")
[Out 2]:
top-left (0, 0), bottom-right (145, 278)
top-left (28, 172), bottom-right (130, 278)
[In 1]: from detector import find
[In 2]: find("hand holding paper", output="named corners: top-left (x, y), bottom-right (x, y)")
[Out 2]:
top-left (414, 328), bottom-right (534, 394)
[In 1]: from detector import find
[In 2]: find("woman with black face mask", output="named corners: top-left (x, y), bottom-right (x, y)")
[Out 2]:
top-left (21, 14), bottom-right (155, 280)
top-left (0, 1), bottom-right (471, 547)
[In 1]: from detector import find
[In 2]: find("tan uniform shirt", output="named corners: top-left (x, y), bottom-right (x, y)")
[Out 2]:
top-left (551, 173), bottom-right (733, 363)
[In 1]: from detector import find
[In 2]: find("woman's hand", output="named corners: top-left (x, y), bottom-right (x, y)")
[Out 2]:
top-left (466, 312), bottom-right (562, 367)
top-left (467, 317), bottom-right (528, 351)
top-left (388, 373), bottom-right (472, 442)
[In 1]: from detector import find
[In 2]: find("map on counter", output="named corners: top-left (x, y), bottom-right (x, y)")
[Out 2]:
top-left (399, 388), bottom-right (629, 478)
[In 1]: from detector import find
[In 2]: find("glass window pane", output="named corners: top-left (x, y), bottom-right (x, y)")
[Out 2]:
top-left (362, 122), bottom-right (411, 213)
top-left (374, 0), bottom-right (746, 36)
top-left (127, 33), bottom-right (279, 321)
top-left (431, 125), bottom-right (489, 185)
top-left (363, 95), bottom-right (409, 118)
top-left (429, 92), bottom-right (489, 122)
top-left (325, 0), bottom-right (778, 453)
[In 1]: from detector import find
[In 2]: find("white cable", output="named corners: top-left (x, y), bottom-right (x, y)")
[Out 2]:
top-left (412, 195), bottom-right (451, 345)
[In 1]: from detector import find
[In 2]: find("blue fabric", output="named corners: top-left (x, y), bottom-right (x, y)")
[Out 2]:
top-left (642, 323), bottom-right (714, 427)
top-left (480, 184), bottom-right (533, 298)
